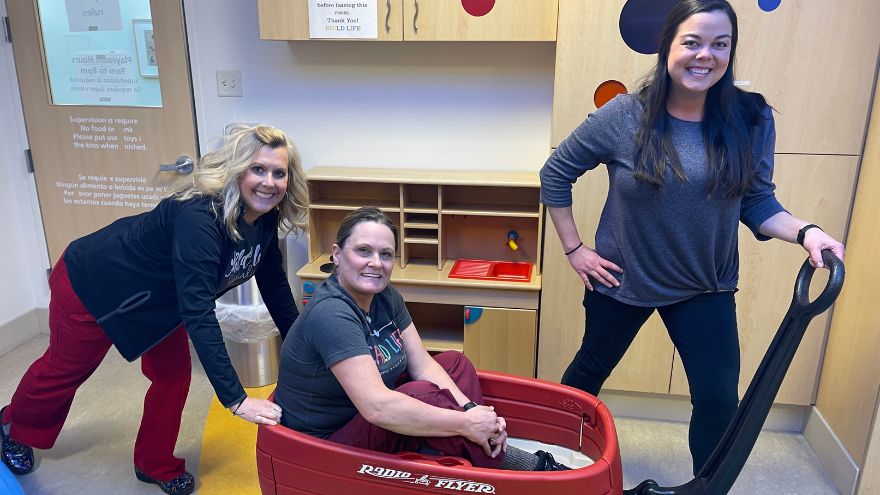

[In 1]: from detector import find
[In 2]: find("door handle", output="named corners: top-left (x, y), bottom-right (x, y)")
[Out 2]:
top-left (159, 155), bottom-right (194, 175)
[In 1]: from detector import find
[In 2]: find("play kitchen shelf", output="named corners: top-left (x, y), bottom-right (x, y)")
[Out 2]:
top-left (297, 167), bottom-right (544, 377)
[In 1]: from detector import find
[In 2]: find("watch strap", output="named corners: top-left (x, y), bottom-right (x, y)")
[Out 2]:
top-left (797, 224), bottom-right (821, 246)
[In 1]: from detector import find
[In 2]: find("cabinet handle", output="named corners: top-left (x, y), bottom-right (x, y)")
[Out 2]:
top-left (413, 0), bottom-right (419, 34)
top-left (385, 0), bottom-right (391, 33)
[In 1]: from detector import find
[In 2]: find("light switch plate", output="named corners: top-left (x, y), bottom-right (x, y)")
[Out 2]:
top-left (216, 70), bottom-right (243, 97)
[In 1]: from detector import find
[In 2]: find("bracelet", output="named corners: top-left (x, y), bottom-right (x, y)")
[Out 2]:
top-left (564, 242), bottom-right (583, 256)
top-left (463, 401), bottom-right (478, 411)
top-left (797, 224), bottom-right (821, 246)
top-left (230, 401), bottom-right (244, 416)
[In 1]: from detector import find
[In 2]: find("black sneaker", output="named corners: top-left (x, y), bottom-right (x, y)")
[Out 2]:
top-left (534, 450), bottom-right (571, 471)
top-left (0, 406), bottom-right (34, 475)
top-left (135, 468), bottom-right (195, 495)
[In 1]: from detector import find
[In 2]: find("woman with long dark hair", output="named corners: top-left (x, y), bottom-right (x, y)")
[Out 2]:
top-left (0, 124), bottom-right (309, 495)
top-left (540, 0), bottom-right (844, 474)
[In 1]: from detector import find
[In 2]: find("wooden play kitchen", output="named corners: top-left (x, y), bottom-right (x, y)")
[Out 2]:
top-left (296, 167), bottom-right (543, 378)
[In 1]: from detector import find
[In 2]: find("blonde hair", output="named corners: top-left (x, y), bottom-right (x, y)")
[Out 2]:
top-left (171, 124), bottom-right (309, 241)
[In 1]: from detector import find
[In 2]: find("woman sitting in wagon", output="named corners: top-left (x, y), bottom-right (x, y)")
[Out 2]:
top-left (274, 207), bottom-right (569, 471)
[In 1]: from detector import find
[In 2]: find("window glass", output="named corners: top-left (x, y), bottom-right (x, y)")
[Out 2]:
top-left (36, 0), bottom-right (162, 107)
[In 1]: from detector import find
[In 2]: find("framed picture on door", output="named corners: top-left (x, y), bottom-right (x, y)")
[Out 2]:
top-left (133, 19), bottom-right (158, 77)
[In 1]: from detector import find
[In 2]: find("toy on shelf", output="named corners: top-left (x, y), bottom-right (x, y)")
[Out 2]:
top-left (506, 230), bottom-right (520, 251)
top-left (448, 259), bottom-right (532, 283)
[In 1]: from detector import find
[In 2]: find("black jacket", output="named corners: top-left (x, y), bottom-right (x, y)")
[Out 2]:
top-left (64, 195), bottom-right (298, 407)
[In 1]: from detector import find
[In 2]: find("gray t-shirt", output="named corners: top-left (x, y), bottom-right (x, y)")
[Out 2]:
top-left (275, 275), bottom-right (412, 437)
top-left (540, 93), bottom-right (785, 307)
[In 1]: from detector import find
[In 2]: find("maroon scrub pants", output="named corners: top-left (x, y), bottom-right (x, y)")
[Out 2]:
top-left (327, 351), bottom-right (504, 469)
top-left (1, 257), bottom-right (191, 481)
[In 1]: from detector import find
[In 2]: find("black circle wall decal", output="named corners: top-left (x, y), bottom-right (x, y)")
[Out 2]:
top-left (619, 0), bottom-right (679, 54)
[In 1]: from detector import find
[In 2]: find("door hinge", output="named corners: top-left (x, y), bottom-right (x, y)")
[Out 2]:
top-left (25, 148), bottom-right (34, 173)
top-left (3, 17), bottom-right (11, 43)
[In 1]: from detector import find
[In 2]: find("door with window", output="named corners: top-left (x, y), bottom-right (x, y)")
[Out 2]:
top-left (6, 0), bottom-right (198, 262)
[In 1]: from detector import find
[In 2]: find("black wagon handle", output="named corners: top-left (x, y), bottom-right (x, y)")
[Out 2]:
top-left (624, 248), bottom-right (844, 495)
top-left (791, 249), bottom-right (845, 318)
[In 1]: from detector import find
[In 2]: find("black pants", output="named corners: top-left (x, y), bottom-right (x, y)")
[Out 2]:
top-left (562, 289), bottom-right (740, 474)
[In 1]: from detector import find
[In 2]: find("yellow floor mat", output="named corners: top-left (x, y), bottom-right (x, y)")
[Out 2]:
top-left (198, 385), bottom-right (273, 495)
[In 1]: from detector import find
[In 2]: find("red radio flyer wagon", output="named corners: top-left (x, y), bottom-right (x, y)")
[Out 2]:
top-left (257, 251), bottom-right (843, 495)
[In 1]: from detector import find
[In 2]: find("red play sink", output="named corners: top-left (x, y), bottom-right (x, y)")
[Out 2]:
top-left (448, 259), bottom-right (532, 282)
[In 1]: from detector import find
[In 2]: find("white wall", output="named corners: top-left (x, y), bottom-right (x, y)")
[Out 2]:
top-left (183, 0), bottom-right (557, 296)
top-left (0, 2), bottom-right (51, 339)
top-left (183, 0), bottom-right (556, 171)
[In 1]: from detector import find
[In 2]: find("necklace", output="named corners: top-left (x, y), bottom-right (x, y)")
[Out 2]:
top-left (360, 306), bottom-right (372, 323)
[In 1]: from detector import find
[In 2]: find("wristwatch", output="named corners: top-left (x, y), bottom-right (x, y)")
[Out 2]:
top-left (463, 401), bottom-right (478, 411)
top-left (797, 224), bottom-right (821, 246)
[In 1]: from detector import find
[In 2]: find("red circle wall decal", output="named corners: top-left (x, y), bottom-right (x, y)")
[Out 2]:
top-left (461, 0), bottom-right (495, 17)
top-left (594, 80), bottom-right (628, 108)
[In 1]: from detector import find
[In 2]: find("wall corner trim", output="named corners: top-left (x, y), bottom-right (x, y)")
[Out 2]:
top-left (806, 406), bottom-right (860, 495)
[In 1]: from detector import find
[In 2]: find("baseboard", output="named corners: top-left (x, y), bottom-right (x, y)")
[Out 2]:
top-left (599, 389), bottom-right (810, 432)
top-left (0, 308), bottom-right (48, 357)
top-left (805, 407), bottom-right (860, 495)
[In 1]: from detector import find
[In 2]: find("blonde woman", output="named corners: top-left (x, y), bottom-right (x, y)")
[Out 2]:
top-left (0, 124), bottom-right (308, 495)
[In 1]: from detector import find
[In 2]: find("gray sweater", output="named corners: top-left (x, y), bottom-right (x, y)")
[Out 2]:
top-left (540, 94), bottom-right (785, 307)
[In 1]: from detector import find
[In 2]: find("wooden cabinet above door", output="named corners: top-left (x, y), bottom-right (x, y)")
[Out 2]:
top-left (257, 0), bottom-right (558, 41)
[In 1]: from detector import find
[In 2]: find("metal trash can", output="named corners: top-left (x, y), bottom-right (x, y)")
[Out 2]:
top-left (216, 278), bottom-right (281, 387)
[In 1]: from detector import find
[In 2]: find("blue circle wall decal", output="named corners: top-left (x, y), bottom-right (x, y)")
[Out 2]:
top-left (758, 0), bottom-right (782, 12)
top-left (619, 0), bottom-right (679, 54)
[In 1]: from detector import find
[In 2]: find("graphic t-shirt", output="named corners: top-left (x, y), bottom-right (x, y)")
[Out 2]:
top-left (275, 275), bottom-right (413, 437)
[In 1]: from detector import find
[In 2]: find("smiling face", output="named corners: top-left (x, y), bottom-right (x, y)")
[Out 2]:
top-left (239, 145), bottom-right (289, 224)
top-left (332, 221), bottom-right (396, 311)
top-left (666, 10), bottom-right (733, 105)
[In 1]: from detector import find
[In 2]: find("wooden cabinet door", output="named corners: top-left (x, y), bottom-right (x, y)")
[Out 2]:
top-left (551, 0), bottom-right (880, 154)
top-left (669, 154), bottom-right (858, 405)
top-left (731, 0), bottom-right (880, 155)
top-left (403, 0), bottom-right (557, 41)
top-left (551, 0), bottom-right (653, 147)
top-left (464, 306), bottom-right (537, 377)
top-left (258, 0), bottom-right (404, 41)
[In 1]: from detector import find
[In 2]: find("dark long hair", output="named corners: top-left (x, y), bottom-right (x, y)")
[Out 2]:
top-left (633, 0), bottom-right (767, 198)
